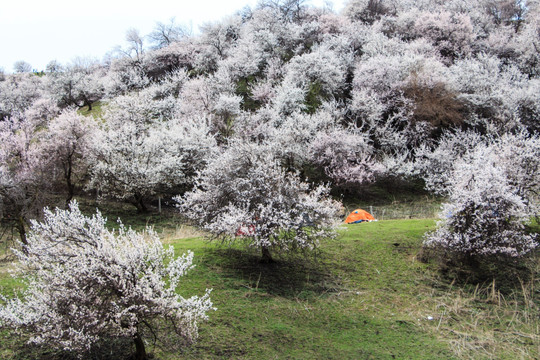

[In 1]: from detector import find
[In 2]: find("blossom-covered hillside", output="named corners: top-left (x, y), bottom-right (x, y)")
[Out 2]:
top-left (0, 2), bottom-right (539, 359)
top-left (1, 0), bottom-right (539, 252)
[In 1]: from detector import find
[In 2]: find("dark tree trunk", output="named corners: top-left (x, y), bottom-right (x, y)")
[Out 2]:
top-left (133, 333), bottom-right (147, 360)
top-left (82, 96), bottom-right (92, 111)
top-left (65, 183), bottom-right (74, 206)
top-left (133, 193), bottom-right (148, 213)
top-left (464, 254), bottom-right (480, 270)
top-left (261, 246), bottom-right (273, 263)
top-left (17, 216), bottom-right (28, 254)
top-left (65, 157), bottom-right (74, 206)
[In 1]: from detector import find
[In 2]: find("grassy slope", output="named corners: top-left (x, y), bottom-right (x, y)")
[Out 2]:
top-left (0, 215), bottom-right (538, 359)
top-left (165, 220), bottom-right (453, 360)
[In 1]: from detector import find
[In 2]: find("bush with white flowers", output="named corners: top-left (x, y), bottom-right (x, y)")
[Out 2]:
top-left (0, 201), bottom-right (214, 359)
top-left (177, 142), bottom-right (342, 262)
top-left (424, 144), bottom-right (538, 258)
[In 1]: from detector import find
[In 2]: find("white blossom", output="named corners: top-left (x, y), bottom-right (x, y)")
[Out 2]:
top-left (87, 93), bottom-right (216, 211)
top-left (424, 143), bottom-right (538, 258)
top-left (176, 141), bottom-right (342, 261)
top-left (0, 201), bottom-right (214, 357)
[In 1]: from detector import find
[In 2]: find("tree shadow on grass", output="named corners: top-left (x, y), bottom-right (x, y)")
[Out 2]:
top-left (419, 246), bottom-right (539, 295)
top-left (206, 247), bottom-right (343, 299)
top-left (0, 333), bottom-right (137, 360)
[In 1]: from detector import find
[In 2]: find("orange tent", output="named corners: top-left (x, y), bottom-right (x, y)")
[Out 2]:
top-left (345, 209), bottom-right (375, 224)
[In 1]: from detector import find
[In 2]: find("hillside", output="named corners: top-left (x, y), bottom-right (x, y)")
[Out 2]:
top-left (0, 0), bottom-right (539, 358)
top-left (1, 0), bottom-right (538, 213)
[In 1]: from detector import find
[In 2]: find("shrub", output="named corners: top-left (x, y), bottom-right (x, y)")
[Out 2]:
top-left (424, 145), bottom-right (537, 263)
top-left (177, 142), bottom-right (342, 262)
top-left (0, 201), bottom-right (214, 360)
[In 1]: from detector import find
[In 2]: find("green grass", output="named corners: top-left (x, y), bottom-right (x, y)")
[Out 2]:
top-left (339, 181), bottom-right (444, 220)
top-left (0, 213), bottom-right (538, 359)
top-left (163, 221), bottom-right (453, 359)
top-left (78, 101), bottom-right (105, 118)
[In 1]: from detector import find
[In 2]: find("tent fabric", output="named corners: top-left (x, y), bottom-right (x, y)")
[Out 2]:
top-left (344, 209), bottom-right (375, 224)
top-left (236, 223), bottom-right (256, 236)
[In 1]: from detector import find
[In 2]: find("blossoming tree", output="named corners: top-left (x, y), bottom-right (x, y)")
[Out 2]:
top-left (0, 201), bottom-right (214, 360)
top-left (424, 144), bottom-right (538, 260)
top-left (87, 94), bottom-right (216, 212)
top-left (177, 142), bottom-right (342, 262)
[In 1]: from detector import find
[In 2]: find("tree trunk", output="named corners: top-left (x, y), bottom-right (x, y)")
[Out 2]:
top-left (65, 183), bottom-right (74, 206)
top-left (261, 246), bottom-right (273, 263)
top-left (133, 193), bottom-right (148, 213)
top-left (17, 216), bottom-right (28, 254)
top-left (464, 254), bottom-right (480, 270)
top-left (65, 161), bottom-right (74, 206)
top-left (133, 333), bottom-right (147, 360)
top-left (82, 97), bottom-right (92, 111)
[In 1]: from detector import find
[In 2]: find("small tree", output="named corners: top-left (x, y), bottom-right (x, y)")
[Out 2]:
top-left (148, 17), bottom-right (190, 49)
top-left (414, 129), bottom-right (485, 195)
top-left (177, 142), bottom-right (342, 262)
top-left (424, 145), bottom-right (538, 262)
top-left (0, 72), bottom-right (44, 120)
top-left (87, 94), bottom-right (216, 212)
top-left (0, 201), bottom-right (214, 360)
top-left (309, 128), bottom-right (385, 189)
top-left (344, 0), bottom-right (391, 24)
top-left (13, 60), bottom-right (32, 73)
top-left (0, 115), bottom-right (49, 247)
top-left (43, 108), bottom-right (96, 204)
top-left (412, 11), bottom-right (474, 63)
top-left (45, 61), bottom-right (105, 111)
top-left (124, 28), bottom-right (145, 61)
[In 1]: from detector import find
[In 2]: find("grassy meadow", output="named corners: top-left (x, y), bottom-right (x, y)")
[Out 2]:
top-left (0, 199), bottom-right (538, 359)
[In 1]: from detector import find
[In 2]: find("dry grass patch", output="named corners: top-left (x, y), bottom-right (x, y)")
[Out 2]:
top-left (410, 273), bottom-right (540, 359)
top-left (160, 224), bottom-right (206, 244)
